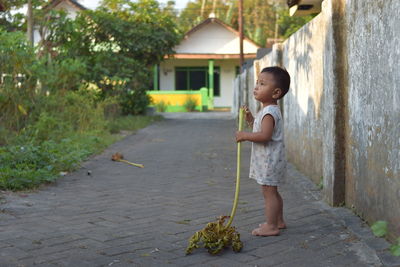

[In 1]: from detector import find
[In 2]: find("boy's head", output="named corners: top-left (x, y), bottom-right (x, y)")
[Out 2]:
top-left (260, 66), bottom-right (290, 99)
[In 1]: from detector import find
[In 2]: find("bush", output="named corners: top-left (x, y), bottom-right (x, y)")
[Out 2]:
top-left (155, 100), bottom-right (168, 112)
top-left (184, 96), bottom-right (198, 112)
top-left (119, 86), bottom-right (151, 115)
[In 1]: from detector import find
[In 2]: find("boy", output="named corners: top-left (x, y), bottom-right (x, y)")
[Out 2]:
top-left (236, 66), bottom-right (290, 236)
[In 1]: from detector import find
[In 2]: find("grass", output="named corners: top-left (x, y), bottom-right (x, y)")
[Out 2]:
top-left (107, 115), bottom-right (162, 134)
top-left (0, 115), bottom-right (162, 191)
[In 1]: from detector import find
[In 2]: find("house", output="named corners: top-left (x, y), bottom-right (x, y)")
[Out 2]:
top-left (33, 0), bottom-right (86, 44)
top-left (156, 17), bottom-right (260, 110)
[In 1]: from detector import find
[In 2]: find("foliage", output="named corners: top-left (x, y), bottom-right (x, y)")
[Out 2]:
top-left (392, 238), bottom-right (400, 257)
top-left (183, 96), bottom-right (197, 112)
top-left (0, 111), bottom-right (161, 191)
top-left (371, 220), bottom-right (400, 257)
top-left (0, 0), bottom-right (53, 32)
top-left (0, 29), bottom-right (90, 136)
top-left (34, 57), bottom-right (87, 93)
top-left (0, 0), bottom-right (172, 190)
top-left (371, 220), bottom-right (388, 237)
top-left (0, 30), bottom-right (38, 132)
top-left (277, 8), bottom-right (316, 38)
top-left (44, 0), bottom-right (181, 114)
top-left (0, 136), bottom-right (105, 190)
top-left (186, 216), bottom-right (243, 255)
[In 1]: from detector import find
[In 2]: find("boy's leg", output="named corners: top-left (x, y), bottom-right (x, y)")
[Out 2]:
top-left (277, 190), bottom-right (286, 228)
top-left (259, 188), bottom-right (286, 229)
top-left (252, 185), bottom-right (280, 236)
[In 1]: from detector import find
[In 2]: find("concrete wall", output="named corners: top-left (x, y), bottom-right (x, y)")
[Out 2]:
top-left (233, 0), bottom-right (400, 240)
top-left (281, 14), bottom-right (328, 184)
top-left (345, 0), bottom-right (400, 240)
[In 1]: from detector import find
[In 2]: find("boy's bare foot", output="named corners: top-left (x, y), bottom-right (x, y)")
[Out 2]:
top-left (251, 224), bottom-right (280, 236)
top-left (259, 222), bottom-right (287, 229)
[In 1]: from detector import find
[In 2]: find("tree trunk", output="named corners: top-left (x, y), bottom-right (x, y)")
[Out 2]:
top-left (27, 0), bottom-right (34, 45)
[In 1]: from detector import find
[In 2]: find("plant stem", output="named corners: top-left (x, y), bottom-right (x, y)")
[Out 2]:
top-left (226, 108), bottom-right (244, 228)
top-left (118, 159), bottom-right (144, 168)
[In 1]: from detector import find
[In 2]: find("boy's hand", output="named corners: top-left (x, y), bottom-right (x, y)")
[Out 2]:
top-left (242, 106), bottom-right (254, 127)
top-left (236, 131), bottom-right (247, 142)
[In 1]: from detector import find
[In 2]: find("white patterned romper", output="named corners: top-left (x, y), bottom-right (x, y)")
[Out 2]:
top-left (249, 105), bottom-right (286, 186)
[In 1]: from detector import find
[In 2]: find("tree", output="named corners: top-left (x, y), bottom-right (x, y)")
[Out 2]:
top-left (44, 0), bottom-right (181, 114)
top-left (277, 7), bottom-right (315, 38)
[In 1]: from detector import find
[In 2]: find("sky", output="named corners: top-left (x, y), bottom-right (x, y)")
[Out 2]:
top-left (79, 0), bottom-right (192, 10)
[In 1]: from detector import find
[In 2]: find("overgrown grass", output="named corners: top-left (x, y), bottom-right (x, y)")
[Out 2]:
top-left (0, 90), bottom-right (162, 191)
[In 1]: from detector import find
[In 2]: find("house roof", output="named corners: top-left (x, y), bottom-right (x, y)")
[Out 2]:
top-left (184, 17), bottom-right (261, 48)
top-left (287, 0), bottom-right (300, 8)
top-left (288, 0), bottom-right (323, 16)
top-left (167, 17), bottom-right (260, 59)
top-left (44, 0), bottom-right (86, 11)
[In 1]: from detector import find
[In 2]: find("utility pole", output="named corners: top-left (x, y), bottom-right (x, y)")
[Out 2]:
top-left (239, 0), bottom-right (244, 71)
top-left (27, 0), bottom-right (34, 45)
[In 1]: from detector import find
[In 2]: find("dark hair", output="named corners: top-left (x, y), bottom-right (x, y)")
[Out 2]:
top-left (261, 66), bottom-right (290, 99)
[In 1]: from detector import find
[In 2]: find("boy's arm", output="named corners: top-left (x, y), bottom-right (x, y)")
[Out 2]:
top-left (236, 114), bottom-right (274, 143)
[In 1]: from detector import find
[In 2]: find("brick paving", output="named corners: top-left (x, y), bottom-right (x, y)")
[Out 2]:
top-left (1, 113), bottom-right (399, 266)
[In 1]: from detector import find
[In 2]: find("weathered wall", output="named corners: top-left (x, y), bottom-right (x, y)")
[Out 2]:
top-left (233, 0), bottom-right (400, 240)
top-left (281, 10), bottom-right (327, 185)
top-left (345, 0), bottom-right (400, 240)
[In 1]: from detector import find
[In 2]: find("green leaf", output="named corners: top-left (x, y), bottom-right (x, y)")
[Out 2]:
top-left (390, 244), bottom-right (400, 257)
top-left (371, 221), bottom-right (388, 237)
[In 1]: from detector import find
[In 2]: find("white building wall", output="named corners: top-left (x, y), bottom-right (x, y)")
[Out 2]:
top-left (176, 23), bottom-right (259, 54)
top-left (159, 58), bottom-right (239, 108)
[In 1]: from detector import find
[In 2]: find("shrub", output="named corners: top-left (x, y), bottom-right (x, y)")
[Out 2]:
top-left (155, 100), bottom-right (168, 112)
top-left (184, 96), bottom-right (198, 112)
top-left (119, 86), bottom-right (151, 115)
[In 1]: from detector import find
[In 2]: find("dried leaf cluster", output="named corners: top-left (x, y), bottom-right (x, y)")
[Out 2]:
top-left (186, 216), bottom-right (243, 255)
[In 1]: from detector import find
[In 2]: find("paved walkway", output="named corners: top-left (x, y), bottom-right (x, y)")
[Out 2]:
top-left (1, 113), bottom-right (399, 266)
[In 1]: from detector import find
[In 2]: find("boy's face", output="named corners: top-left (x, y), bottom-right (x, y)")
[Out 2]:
top-left (254, 72), bottom-right (282, 103)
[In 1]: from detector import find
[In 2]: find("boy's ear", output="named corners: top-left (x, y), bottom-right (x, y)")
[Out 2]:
top-left (273, 88), bottom-right (282, 99)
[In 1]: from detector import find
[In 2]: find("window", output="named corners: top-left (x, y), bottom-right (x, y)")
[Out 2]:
top-left (175, 67), bottom-right (220, 96)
